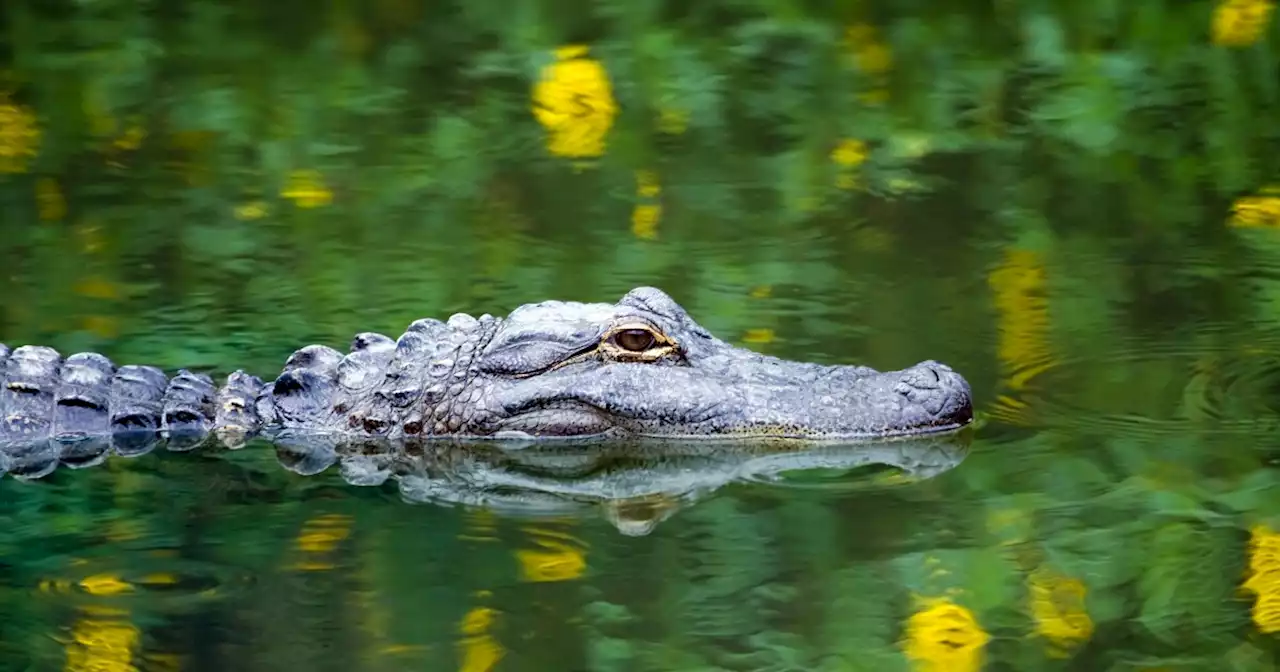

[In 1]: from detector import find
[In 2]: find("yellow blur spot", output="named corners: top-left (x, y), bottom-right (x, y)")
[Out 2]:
top-left (742, 328), bottom-right (775, 345)
top-left (458, 508), bottom-right (499, 542)
top-left (234, 200), bottom-right (269, 221)
top-left (631, 203), bottom-right (661, 240)
top-left (531, 45), bottom-right (618, 159)
top-left (112, 124), bottom-right (146, 152)
top-left (1213, 0), bottom-right (1275, 47)
top-left (832, 138), bottom-right (868, 190)
top-left (635, 170), bottom-right (661, 198)
top-left (631, 169), bottom-right (663, 239)
top-left (82, 316), bottom-right (120, 339)
top-left (457, 606), bottom-right (504, 672)
top-left (1229, 187), bottom-right (1280, 227)
top-left (289, 513), bottom-right (352, 571)
top-left (65, 609), bottom-right (139, 672)
top-left (516, 527), bottom-right (587, 583)
top-left (845, 24), bottom-right (894, 75)
top-left (1028, 567), bottom-right (1094, 656)
top-left (988, 248), bottom-right (1054, 396)
top-left (39, 578), bottom-right (76, 593)
top-left (1243, 524), bottom-right (1280, 633)
top-left (295, 513), bottom-right (351, 552)
top-left (282, 169), bottom-right (334, 208)
top-left (657, 105), bottom-right (689, 135)
top-left (516, 540), bottom-right (586, 583)
top-left (901, 597), bottom-right (990, 672)
top-left (845, 23), bottom-right (893, 105)
top-left (0, 94), bottom-right (40, 173)
top-left (79, 574), bottom-right (133, 596)
top-left (832, 138), bottom-right (868, 167)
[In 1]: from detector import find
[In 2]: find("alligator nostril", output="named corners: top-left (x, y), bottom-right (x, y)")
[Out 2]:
top-left (900, 365), bottom-right (941, 390)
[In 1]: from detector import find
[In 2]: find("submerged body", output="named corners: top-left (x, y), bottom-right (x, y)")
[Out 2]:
top-left (0, 287), bottom-right (973, 451)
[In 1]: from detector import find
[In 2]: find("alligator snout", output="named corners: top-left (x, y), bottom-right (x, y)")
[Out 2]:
top-left (893, 360), bottom-right (973, 430)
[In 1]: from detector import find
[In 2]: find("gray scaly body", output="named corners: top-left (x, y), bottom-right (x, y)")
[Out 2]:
top-left (1, 287), bottom-right (974, 465)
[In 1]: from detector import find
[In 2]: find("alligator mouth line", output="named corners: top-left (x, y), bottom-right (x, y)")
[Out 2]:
top-left (631, 420), bottom-right (973, 442)
top-left (497, 399), bottom-right (971, 442)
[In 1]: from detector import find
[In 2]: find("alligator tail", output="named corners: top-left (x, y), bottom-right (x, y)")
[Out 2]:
top-left (0, 343), bottom-right (267, 477)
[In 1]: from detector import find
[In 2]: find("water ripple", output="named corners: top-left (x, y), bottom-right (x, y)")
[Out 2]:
top-left (988, 326), bottom-right (1280, 437)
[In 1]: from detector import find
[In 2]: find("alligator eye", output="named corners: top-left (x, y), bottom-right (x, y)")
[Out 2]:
top-left (613, 328), bottom-right (657, 352)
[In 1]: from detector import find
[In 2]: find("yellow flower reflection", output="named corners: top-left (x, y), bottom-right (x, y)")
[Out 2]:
top-left (1243, 524), bottom-right (1280, 633)
top-left (844, 23), bottom-right (893, 104)
top-left (1028, 567), bottom-right (1094, 656)
top-left (832, 138), bottom-right (868, 167)
top-left (531, 45), bottom-right (618, 159)
top-left (288, 512), bottom-right (352, 571)
top-left (832, 138), bottom-right (868, 190)
top-left (632, 205), bottom-right (661, 239)
top-left (901, 597), bottom-right (991, 672)
top-left (65, 606), bottom-right (139, 672)
top-left (112, 124), bottom-right (146, 152)
top-left (0, 94), bottom-right (40, 173)
top-left (234, 200), bottom-right (269, 221)
top-left (658, 105), bottom-right (688, 135)
top-left (846, 24), bottom-right (893, 75)
top-left (79, 574), bottom-right (134, 596)
top-left (1212, 0), bottom-right (1275, 47)
top-left (282, 169), bottom-right (333, 208)
top-left (1229, 186), bottom-right (1280, 227)
top-left (516, 525), bottom-right (588, 582)
top-left (635, 169), bottom-right (661, 198)
top-left (988, 248), bottom-right (1055, 395)
top-left (457, 602), bottom-right (504, 672)
top-left (631, 169), bottom-right (662, 239)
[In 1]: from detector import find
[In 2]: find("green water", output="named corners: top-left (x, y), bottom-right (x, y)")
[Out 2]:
top-left (4, 1), bottom-right (1280, 670)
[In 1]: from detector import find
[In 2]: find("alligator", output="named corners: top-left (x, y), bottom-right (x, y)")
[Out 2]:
top-left (0, 286), bottom-right (973, 468)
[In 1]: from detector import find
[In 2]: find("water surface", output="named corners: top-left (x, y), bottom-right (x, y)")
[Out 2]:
top-left (4, 2), bottom-right (1280, 671)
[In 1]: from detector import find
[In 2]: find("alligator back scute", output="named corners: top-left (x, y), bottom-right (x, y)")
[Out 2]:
top-left (161, 370), bottom-right (216, 450)
top-left (214, 370), bottom-right (265, 447)
top-left (271, 345), bottom-right (343, 429)
top-left (109, 365), bottom-right (168, 432)
top-left (49, 353), bottom-right (118, 469)
top-left (382, 319), bottom-right (450, 409)
top-left (337, 333), bottom-right (396, 393)
top-left (284, 344), bottom-right (344, 378)
top-left (52, 352), bottom-right (116, 441)
top-left (1, 345), bottom-right (63, 443)
top-left (319, 332), bottom-right (397, 437)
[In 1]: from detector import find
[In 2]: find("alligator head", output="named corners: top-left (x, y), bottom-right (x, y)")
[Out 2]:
top-left (436, 286), bottom-right (974, 441)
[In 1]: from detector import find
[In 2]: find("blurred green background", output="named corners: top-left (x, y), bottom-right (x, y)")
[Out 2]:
top-left (3, 1), bottom-right (1280, 670)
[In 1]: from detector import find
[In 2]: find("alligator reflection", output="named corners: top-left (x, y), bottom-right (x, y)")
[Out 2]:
top-left (1, 429), bottom-right (970, 535)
